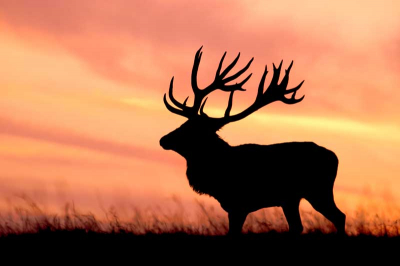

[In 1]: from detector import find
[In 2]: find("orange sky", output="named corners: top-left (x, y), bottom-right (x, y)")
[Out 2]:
top-left (1, 0), bottom-right (400, 218)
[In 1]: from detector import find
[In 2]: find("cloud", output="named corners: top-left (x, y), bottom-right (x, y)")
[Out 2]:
top-left (0, 0), bottom-right (338, 88)
top-left (0, 116), bottom-right (177, 165)
top-left (0, 153), bottom-right (119, 168)
top-left (2, 1), bottom-right (400, 213)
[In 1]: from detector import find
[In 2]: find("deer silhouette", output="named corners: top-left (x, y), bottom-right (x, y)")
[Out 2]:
top-left (160, 47), bottom-right (346, 235)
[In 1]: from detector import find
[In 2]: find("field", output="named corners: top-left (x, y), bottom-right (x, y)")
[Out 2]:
top-left (0, 197), bottom-right (399, 262)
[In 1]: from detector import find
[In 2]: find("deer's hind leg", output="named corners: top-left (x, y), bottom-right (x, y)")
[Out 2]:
top-left (307, 190), bottom-right (346, 235)
top-left (282, 198), bottom-right (303, 235)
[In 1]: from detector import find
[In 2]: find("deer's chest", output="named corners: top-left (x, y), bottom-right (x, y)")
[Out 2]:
top-left (186, 163), bottom-right (226, 196)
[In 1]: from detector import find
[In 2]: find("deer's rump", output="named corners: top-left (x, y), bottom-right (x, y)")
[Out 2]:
top-left (223, 141), bottom-right (338, 205)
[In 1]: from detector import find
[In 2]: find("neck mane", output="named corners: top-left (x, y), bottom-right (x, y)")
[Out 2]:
top-left (183, 132), bottom-right (230, 196)
top-left (184, 132), bottom-right (230, 163)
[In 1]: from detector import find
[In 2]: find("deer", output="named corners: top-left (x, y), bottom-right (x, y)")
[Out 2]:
top-left (160, 47), bottom-right (346, 236)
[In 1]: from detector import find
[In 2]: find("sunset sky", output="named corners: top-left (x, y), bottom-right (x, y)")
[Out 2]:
top-left (1, 1), bottom-right (400, 218)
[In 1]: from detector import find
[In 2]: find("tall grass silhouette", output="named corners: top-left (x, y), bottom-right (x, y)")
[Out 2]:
top-left (1, 194), bottom-right (399, 237)
top-left (2, 195), bottom-right (400, 264)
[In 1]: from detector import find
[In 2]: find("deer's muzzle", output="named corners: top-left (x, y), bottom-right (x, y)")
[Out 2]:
top-left (159, 135), bottom-right (171, 150)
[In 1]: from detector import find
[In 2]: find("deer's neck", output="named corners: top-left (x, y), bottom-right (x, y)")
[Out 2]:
top-left (184, 133), bottom-right (230, 163)
top-left (183, 133), bottom-right (230, 196)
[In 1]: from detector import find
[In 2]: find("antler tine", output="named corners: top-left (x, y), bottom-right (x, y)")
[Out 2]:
top-left (219, 52), bottom-right (241, 78)
top-left (168, 77), bottom-right (189, 110)
top-left (220, 73), bottom-right (252, 92)
top-left (265, 60), bottom-right (283, 95)
top-left (274, 60), bottom-right (293, 95)
top-left (223, 58), bottom-right (254, 84)
top-left (163, 94), bottom-right (188, 117)
top-left (274, 60), bottom-right (305, 104)
top-left (286, 80), bottom-right (305, 94)
top-left (163, 76), bottom-right (193, 118)
top-left (258, 66), bottom-right (268, 99)
top-left (216, 52), bottom-right (227, 79)
top-left (224, 91), bottom-right (234, 118)
top-left (199, 98), bottom-right (208, 117)
top-left (191, 46), bottom-right (203, 93)
top-left (281, 81), bottom-right (305, 104)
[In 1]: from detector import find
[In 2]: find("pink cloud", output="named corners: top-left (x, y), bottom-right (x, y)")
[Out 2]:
top-left (0, 1), bottom-right (336, 86)
top-left (1, 1), bottom-right (400, 122)
top-left (0, 116), bottom-right (177, 165)
top-left (0, 154), bottom-right (120, 168)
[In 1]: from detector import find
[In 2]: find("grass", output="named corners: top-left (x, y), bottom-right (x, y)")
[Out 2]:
top-left (0, 196), bottom-right (399, 261)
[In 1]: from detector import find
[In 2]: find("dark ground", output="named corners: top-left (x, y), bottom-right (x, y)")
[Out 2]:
top-left (1, 230), bottom-right (398, 263)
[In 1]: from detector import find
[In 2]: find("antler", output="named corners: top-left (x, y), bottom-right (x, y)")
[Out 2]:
top-left (214, 60), bottom-right (305, 126)
top-left (163, 47), bottom-right (305, 128)
top-left (163, 46), bottom-right (253, 118)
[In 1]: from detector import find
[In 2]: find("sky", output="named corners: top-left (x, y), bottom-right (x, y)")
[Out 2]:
top-left (0, 0), bottom-right (400, 219)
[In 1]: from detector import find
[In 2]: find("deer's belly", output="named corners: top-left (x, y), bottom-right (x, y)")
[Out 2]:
top-left (215, 188), bottom-right (287, 212)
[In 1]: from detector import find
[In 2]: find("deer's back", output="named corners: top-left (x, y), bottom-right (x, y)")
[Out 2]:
top-left (232, 141), bottom-right (338, 180)
top-left (223, 142), bottom-right (338, 201)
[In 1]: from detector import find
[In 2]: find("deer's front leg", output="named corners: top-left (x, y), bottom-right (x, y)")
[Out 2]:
top-left (228, 211), bottom-right (248, 236)
top-left (282, 199), bottom-right (303, 235)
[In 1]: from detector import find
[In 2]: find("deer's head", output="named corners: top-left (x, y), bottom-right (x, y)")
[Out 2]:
top-left (160, 47), bottom-right (305, 156)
